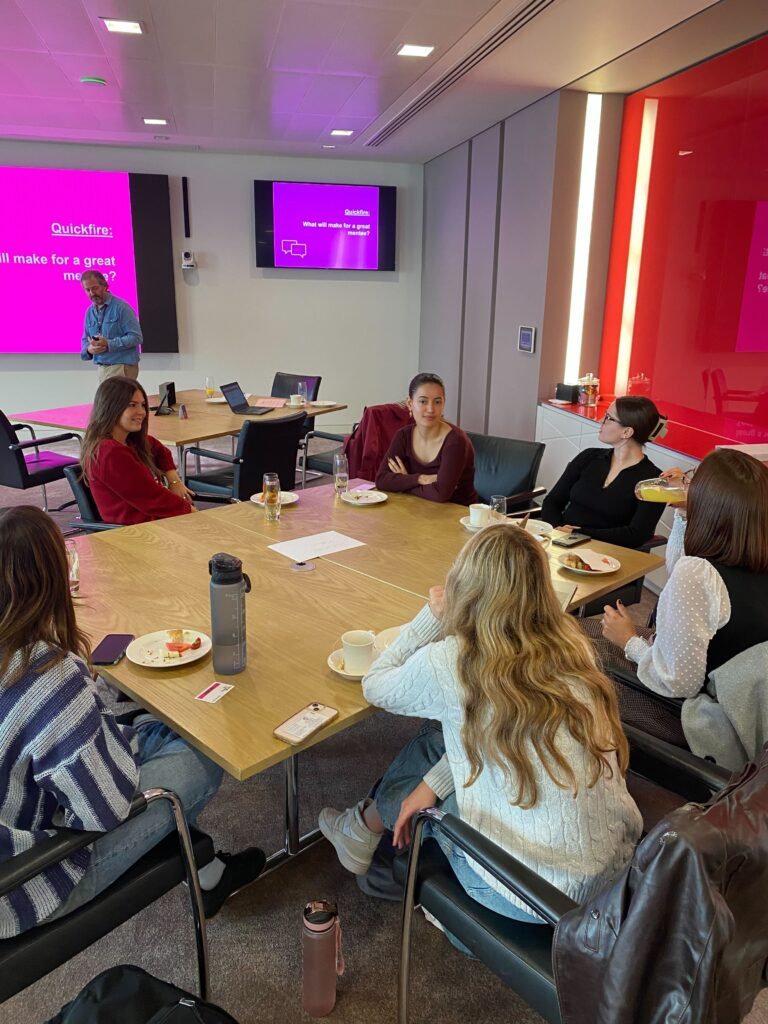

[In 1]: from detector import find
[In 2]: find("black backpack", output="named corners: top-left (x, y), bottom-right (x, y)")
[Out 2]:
top-left (47, 965), bottom-right (240, 1024)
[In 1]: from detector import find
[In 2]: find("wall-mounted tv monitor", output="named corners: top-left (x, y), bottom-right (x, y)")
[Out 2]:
top-left (0, 166), bottom-right (178, 355)
top-left (254, 180), bottom-right (396, 271)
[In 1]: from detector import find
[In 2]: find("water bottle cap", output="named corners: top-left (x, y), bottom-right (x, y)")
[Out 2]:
top-left (304, 899), bottom-right (337, 926)
top-left (209, 552), bottom-right (243, 583)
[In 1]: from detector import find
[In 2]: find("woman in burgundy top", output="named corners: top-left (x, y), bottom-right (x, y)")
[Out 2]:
top-left (81, 377), bottom-right (196, 525)
top-left (376, 373), bottom-right (477, 505)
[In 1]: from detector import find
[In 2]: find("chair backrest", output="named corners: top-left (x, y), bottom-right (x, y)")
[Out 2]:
top-left (711, 368), bottom-right (726, 414)
top-left (344, 402), bottom-right (411, 480)
top-left (232, 412), bottom-right (307, 497)
top-left (0, 410), bottom-right (30, 488)
top-left (466, 432), bottom-right (544, 508)
top-left (270, 372), bottom-right (322, 402)
top-left (63, 464), bottom-right (104, 524)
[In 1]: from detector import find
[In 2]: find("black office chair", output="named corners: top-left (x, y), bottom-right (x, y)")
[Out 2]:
top-left (184, 412), bottom-right (307, 500)
top-left (394, 727), bottom-right (731, 1024)
top-left (271, 372), bottom-right (322, 437)
top-left (0, 410), bottom-right (80, 513)
top-left (0, 788), bottom-right (215, 1004)
top-left (63, 464), bottom-right (122, 532)
top-left (466, 432), bottom-right (546, 514)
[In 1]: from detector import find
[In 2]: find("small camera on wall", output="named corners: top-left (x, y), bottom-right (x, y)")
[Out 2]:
top-left (181, 250), bottom-right (196, 269)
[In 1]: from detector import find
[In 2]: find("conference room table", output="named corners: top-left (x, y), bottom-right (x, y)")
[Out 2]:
top-left (70, 488), bottom-right (662, 868)
top-left (11, 388), bottom-right (348, 464)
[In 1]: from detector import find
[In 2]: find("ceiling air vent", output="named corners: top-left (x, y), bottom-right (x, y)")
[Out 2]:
top-left (367, 0), bottom-right (558, 147)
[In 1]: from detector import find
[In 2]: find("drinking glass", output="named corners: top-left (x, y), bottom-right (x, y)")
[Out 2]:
top-left (297, 380), bottom-right (308, 406)
top-left (490, 495), bottom-right (507, 520)
top-left (263, 472), bottom-right (281, 522)
top-left (333, 452), bottom-right (349, 496)
top-left (204, 375), bottom-right (216, 398)
top-left (65, 541), bottom-right (80, 594)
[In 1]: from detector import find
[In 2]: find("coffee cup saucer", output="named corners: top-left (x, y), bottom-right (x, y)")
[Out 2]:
top-left (327, 648), bottom-right (366, 681)
top-left (459, 515), bottom-right (485, 533)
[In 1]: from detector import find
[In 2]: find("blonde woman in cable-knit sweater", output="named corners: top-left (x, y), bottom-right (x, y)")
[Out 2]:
top-left (319, 525), bottom-right (641, 936)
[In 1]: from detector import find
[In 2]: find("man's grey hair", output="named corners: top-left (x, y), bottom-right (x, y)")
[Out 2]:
top-left (80, 271), bottom-right (108, 285)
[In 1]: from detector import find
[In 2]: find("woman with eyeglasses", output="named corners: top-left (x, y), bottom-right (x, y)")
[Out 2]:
top-left (539, 396), bottom-right (666, 549)
top-left (600, 449), bottom-right (768, 747)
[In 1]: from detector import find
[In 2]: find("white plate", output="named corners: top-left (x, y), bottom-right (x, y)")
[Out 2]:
top-left (327, 648), bottom-right (365, 680)
top-left (340, 489), bottom-right (388, 506)
top-left (557, 549), bottom-right (621, 576)
top-left (373, 626), bottom-right (402, 653)
top-left (523, 519), bottom-right (552, 537)
top-left (126, 629), bottom-right (212, 669)
top-left (204, 397), bottom-right (227, 404)
top-left (310, 400), bottom-right (338, 407)
top-left (249, 490), bottom-right (299, 506)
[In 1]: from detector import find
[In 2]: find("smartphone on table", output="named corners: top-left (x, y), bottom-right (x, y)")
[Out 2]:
top-left (274, 703), bottom-right (339, 745)
top-left (91, 634), bottom-right (134, 665)
top-left (551, 532), bottom-right (591, 548)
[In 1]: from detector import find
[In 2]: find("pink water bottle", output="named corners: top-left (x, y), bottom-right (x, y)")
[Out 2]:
top-left (302, 900), bottom-right (344, 1017)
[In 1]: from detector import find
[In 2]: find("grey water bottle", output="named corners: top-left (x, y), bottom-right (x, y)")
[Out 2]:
top-left (208, 553), bottom-right (251, 675)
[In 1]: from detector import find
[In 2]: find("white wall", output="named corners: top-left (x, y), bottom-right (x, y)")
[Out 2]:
top-left (0, 141), bottom-right (423, 428)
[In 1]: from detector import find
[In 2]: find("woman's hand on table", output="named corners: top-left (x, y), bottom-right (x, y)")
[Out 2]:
top-left (601, 600), bottom-right (638, 649)
top-left (393, 780), bottom-right (438, 849)
top-left (428, 585), bottom-right (446, 620)
top-left (387, 456), bottom-right (408, 475)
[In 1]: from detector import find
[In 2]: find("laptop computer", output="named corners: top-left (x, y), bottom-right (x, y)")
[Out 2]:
top-left (220, 381), bottom-right (270, 415)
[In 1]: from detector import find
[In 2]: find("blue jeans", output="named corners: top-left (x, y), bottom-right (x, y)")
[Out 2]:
top-left (45, 720), bottom-right (223, 922)
top-left (375, 723), bottom-right (542, 951)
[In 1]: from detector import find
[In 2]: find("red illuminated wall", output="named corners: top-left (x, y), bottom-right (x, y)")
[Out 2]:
top-left (599, 34), bottom-right (768, 458)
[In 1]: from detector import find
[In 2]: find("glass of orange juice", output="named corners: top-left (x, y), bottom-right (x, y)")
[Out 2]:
top-left (635, 477), bottom-right (687, 503)
top-left (205, 376), bottom-right (216, 398)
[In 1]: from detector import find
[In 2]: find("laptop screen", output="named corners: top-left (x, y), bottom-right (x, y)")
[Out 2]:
top-left (221, 381), bottom-right (246, 409)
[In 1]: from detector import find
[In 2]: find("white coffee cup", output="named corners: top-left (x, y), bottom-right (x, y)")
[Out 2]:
top-left (341, 629), bottom-right (376, 675)
top-left (469, 503), bottom-right (491, 527)
top-left (289, 394), bottom-right (303, 407)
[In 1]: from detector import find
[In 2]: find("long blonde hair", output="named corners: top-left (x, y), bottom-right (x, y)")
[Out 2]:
top-left (442, 524), bottom-right (628, 809)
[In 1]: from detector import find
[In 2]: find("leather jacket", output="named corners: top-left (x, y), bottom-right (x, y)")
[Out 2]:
top-left (553, 745), bottom-right (768, 1024)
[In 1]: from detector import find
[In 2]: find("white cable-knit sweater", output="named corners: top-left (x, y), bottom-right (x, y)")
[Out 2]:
top-left (363, 606), bottom-right (642, 914)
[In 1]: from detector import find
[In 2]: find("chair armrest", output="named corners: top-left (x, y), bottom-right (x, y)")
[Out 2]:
top-left (304, 430), bottom-right (348, 444)
top-left (418, 809), bottom-right (577, 926)
top-left (9, 432), bottom-right (80, 451)
top-left (639, 533), bottom-right (667, 553)
top-left (0, 794), bottom-right (148, 899)
top-left (184, 447), bottom-right (243, 474)
top-left (68, 519), bottom-right (122, 532)
top-left (11, 423), bottom-right (37, 440)
top-left (609, 666), bottom-right (682, 714)
top-left (625, 723), bottom-right (730, 796)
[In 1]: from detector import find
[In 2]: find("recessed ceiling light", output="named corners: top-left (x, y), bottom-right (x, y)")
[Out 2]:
top-left (102, 18), bottom-right (144, 34)
top-left (322, 145), bottom-right (335, 149)
top-left (397, 43), bottom-right (434, 58)
top-left (144, 117), bottom-right (168, 126)
top-left (79, 75), bottom-right (108, 86)
top-left (678, 149), bottom-right (693, 156)
top-left (330, 129), bottom-right (353, 137)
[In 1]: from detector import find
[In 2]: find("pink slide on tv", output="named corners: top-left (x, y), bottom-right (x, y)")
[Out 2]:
top-left (0, 166), bottom-right (139, 355)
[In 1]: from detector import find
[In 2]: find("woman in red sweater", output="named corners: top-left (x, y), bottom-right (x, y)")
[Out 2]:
top-left (82, 377), bottom-right (196, 525)
top-left (375, 373), bottom-right (477, 504)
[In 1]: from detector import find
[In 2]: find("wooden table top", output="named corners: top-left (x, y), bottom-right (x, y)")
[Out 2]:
top-left (12, 389), bottom-right (348, 449)
top-left (73, 515), bottom-right (422, 781)
top-left (219, 484), bottom-right (665, 609)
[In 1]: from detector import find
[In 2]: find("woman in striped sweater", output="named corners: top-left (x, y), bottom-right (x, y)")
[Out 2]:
top-left (0, 507), bottom-right (263, 938)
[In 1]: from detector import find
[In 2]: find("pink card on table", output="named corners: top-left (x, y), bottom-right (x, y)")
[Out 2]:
top-left (254, 397), bottom-right (287, 408)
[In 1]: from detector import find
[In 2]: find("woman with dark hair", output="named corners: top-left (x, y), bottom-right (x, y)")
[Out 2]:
top-left (375, 373), bottom-right (477, 504)
top-left (0, 507), bottom-right (264, 938)
top-left (82, 377), bottom-right (195, 524)
top-left (319, 526), bottom-right (640, 941)
top-left (540, 395), bottom-right (666, 548)
top-left (601, 449), bottom-right (768, 745)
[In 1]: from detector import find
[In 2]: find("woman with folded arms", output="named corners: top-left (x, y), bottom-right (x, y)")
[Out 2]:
top-left (600, 449), bottom-right (768, 745)
top-left (320, 526), bottom-right (641, 943)
top-left (0, 507), bottom-right (264, 938)
top-left (540, 395), bottom-right (666, 549)
top-left (81, 376), bottom-right (196, 525)
top-left (375, 373), bottom-right (477, 505)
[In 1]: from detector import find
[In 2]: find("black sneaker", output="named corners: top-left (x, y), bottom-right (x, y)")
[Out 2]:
top-left (201, 847), bottom-right (267, 919)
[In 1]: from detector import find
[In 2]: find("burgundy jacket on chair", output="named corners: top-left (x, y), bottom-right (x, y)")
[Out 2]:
top-left (343, 402), bottom-right (411, 481)
top-left (553, 746), bottom-right (768, 1024)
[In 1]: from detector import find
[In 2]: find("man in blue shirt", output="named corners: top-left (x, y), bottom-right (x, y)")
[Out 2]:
top-left (80, 271), bottom-right (142, 383)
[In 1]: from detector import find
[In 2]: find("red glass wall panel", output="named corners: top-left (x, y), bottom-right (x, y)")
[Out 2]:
top-left (600, 34), bottom-right (768, 459)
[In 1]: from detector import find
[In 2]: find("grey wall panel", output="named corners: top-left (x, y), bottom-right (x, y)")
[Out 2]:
top-left (459, 124), bottom-right (502, 432)
top-left (419, 143), bottom-right (470, 421)
top-left (488, 94), bottom-right (560, 440)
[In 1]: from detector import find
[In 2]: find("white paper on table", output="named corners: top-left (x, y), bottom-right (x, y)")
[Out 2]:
top-left (268, 530), bottom-right (365, 562)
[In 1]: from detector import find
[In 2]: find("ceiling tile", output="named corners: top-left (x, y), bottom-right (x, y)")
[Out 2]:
top-left (150, 0), bottom-right (215, 64)
top-left (80, 0), bottom-right (160, 59)
top-left (0, 49), bottom-right (76, 96)
top-left (321, 7), bottom-right (411, 75)
top-left (212, 106), bottom-right (252, 136)
top-left (280, 112), bottom-right (332, 140)
top-left (215, 0), bottom-right (283, 67)
top-left (0, 0), bottom-right (46, 50)
top-left (166, 63), bottom-right (215, 106)
top-left (269, 2), bottom-right (348, 73)
top-left (109, 56), bottom-right (169, 105)
top-left (0, 94), bottom-right (87, 127)
top-left (262, 70), bottom-right (313, 112)
top-left (296, 74), bottom-right (363, 115)
top-left (171, 105), bottom-right (212, 134)
top-left (17, 0), bottom-right (103, 55)
top-left (53, 54), bottom-right (117, 93)
top-left (339, 73), bottom-right (413, 117)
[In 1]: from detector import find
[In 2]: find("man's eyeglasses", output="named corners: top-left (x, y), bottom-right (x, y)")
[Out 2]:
top-left (602, 412), bottom-right (624, 426)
